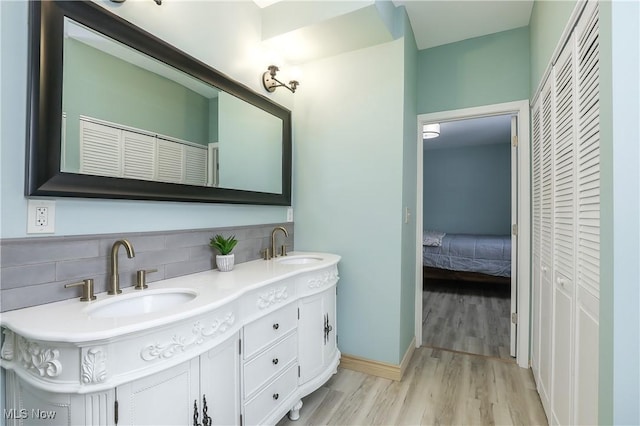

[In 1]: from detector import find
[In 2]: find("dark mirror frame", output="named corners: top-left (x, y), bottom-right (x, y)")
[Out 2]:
top-left (26, 1), bottom-right (292, 205)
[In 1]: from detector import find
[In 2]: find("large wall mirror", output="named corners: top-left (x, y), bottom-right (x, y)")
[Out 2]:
top-left (26, 1), bottom-right (291, 205)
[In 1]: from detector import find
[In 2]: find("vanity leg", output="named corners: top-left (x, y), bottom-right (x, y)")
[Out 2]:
top-left (288, 399), bottom-right (303, 421)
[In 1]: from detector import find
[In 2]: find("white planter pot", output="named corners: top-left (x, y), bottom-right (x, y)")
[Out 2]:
top-left (216, 254), bottom-right (235, 272)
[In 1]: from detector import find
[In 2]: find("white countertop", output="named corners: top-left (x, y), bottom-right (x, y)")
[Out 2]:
top-left (0, 252), bottom-right (340, 343)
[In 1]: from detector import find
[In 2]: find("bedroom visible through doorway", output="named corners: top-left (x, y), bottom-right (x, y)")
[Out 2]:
top-left (421, 114), bottom-right (514, 361)
top-left (416, 101), bottom-right (530, 367)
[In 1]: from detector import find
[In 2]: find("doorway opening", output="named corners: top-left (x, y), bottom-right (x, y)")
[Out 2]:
top-left (421, 114), bottom-right (514, 361)
top-left (414, 101), bottom-right (531, 368)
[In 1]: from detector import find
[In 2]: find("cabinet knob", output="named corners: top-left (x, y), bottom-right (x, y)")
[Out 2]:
top-left (273, 393), bottom-right (279, 400)
top-left (273, 323), bottom-right (279, 330)
top-left (272, 358), bottom-right (279, 365)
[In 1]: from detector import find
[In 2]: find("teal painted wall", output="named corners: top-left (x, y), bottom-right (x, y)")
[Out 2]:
top-left (597, 3), bottom-right (614, 422)
top-left (423, 143), bottom-right (511, 235)
top-left (293, 38), bottom-right (405, 364)
top-left (528, 0), bottom-right (577, 95)
top-left (417, 26), bottom-right (530, 114)
top-left (218, 92), bottom-right (282, 193)
top-left (609, 1), bottom-right (640, 423)
top-left (0, 1), bottom-right (288, 239)
top-left (62, 38), bottom-right (212, 172)
top-left (399, 6), bottom-right (418, 361)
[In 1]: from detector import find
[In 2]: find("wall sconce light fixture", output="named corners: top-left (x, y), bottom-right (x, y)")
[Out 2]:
top-left (262, 65), bottom-right (299, 94)
top-left (423, 123), bottom-right (441, 139)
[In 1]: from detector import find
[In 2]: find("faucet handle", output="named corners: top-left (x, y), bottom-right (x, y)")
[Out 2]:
top-left (261, 248), bottom-right (272, 261)
top-left (280, 244), bottom-right (289, 257)
top-left (135, 269), bottom-right (158, 290)
top-left (65, 279), bottom-right (97, 302)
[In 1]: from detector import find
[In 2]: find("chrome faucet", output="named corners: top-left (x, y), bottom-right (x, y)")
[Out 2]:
top-left (109, 239), bottom-right (135, 295)
top-left (271, 226), bottom-right (289, 258)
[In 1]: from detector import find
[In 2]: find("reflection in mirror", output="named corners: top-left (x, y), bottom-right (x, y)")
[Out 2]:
top-left (61, 18), bottom-right (282, 194)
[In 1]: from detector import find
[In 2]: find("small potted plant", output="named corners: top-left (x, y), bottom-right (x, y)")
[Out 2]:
top-left (209, 234), bottom-right (238, 272)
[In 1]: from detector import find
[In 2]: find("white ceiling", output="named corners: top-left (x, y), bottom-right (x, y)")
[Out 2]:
top-left (423, 114), bottom-right (512, 150)
top-left (393, 0), bottom-right (533, 50)
top-left (256, 1), bottom-right (533, 64)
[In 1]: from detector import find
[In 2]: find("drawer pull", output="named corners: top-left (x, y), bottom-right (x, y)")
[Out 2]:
top-left (273, 323), bottom-right (279, 330)
top-left (272, 358), bottom-right (279, 365)
top-left (273, 393), bottom-right (279, 400)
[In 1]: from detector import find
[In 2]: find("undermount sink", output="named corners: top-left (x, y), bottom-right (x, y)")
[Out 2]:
top-left (87, 289), bottom-right (197, 318)
top-left (276, 255), bottom-right (323, 265)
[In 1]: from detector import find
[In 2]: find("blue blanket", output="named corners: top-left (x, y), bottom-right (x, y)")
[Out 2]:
top-left (423, 234), bottom-right (512, 277)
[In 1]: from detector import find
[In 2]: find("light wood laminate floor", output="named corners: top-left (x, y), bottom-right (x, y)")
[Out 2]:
top-left (422, 280), bottom-right (512, 360)
top-left (277, 347), bottom-right (547, 425)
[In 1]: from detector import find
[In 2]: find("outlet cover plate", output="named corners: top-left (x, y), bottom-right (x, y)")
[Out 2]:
top-left (27, 199), bottom-right (56, 234)
top-left (286, 207), bottom-right (294, 222)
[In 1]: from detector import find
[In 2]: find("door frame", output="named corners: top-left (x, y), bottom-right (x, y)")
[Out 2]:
top-left (415, 100), bottom-right (531, 369)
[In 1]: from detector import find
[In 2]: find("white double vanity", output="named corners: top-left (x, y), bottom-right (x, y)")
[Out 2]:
top-left (1, 252), bottom-right (340, 426)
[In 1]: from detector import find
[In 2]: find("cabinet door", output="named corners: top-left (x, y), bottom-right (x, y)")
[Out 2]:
top-left (116, 358), bottom-right (199, 425)
top-left (79, 120), bottom-right (122, 177)
top-left (200, 332), bottom-right (241, 426)
top-left (156, 138), bottom-right (184, 183)
top-left (6, 373), bottom-right (112, 426)
top-left (298, 287), bottom-right (337, 384)
top-left (184, 145), bottom-right (208, 186)
top-left (122, 130), bottom-right (156, 181)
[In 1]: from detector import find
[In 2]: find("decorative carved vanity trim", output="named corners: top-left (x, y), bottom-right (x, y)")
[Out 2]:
top-left (1, 253), bottom-right (340, 394)
top-left (140, 312), bottom-right (236, 362)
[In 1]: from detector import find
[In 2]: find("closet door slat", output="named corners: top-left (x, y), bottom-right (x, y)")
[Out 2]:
top-left (184, 145), bottom-right (208, 186)
top-left (532, 106), bottom-right (542, 257)
top-left (79, 120), bottom-right (122, 177)
top-left (540, 86), bottom-right (554, 269)
top-left (156, 138), bottom-right (185, 184)
top-left (576, 0), bottom-right (601, 296)
top-left (553, 38), bottom-right (576, 281)
top-left (123, 131), bottom-right (156, 181)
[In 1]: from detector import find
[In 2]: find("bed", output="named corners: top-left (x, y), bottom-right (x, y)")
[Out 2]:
top-left (422, 232), bottom-right (512, 284)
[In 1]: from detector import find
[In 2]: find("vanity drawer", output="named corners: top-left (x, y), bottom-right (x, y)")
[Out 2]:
top-left (243, 364), bottom-right (298, 426)
top-left (243, 332), bottom-right (297, 398)
top-left (243, 303), bottom-right (297, 359)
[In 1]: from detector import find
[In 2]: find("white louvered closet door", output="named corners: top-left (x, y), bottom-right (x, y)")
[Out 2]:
top-left (538, 76), bottom-right (554, 414)
top-left (123, 131), bottom-right (156, 181)
top-left (156, 138), bottom-right (184, 184)
top-left (574, 1), bottom-right (600, 424)
top-left (531, 1), bottom-right (600, 424)
top-left (79, 120), bottom-right (122, 177)
top-left (551, 32), bottom-right (577, 426)
top-left (531, 99), bottom-right (542, 386)
top-left (184, 145), bottom-right (208, 186)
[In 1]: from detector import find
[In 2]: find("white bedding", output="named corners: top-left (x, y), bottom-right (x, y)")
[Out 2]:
top-left (422, 233), bottom-right (512, 277)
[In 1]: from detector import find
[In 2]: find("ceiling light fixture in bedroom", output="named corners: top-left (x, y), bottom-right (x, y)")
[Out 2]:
top-left (423, 123), bottom-right (440, 139)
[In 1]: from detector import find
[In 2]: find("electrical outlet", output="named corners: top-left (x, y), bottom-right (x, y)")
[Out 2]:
top-left (286, 207), bottom-right (294, 222)
top-left (27, 200), bottom-right (56, 234)
top-left (36, 207), bottom-right (49, 227)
